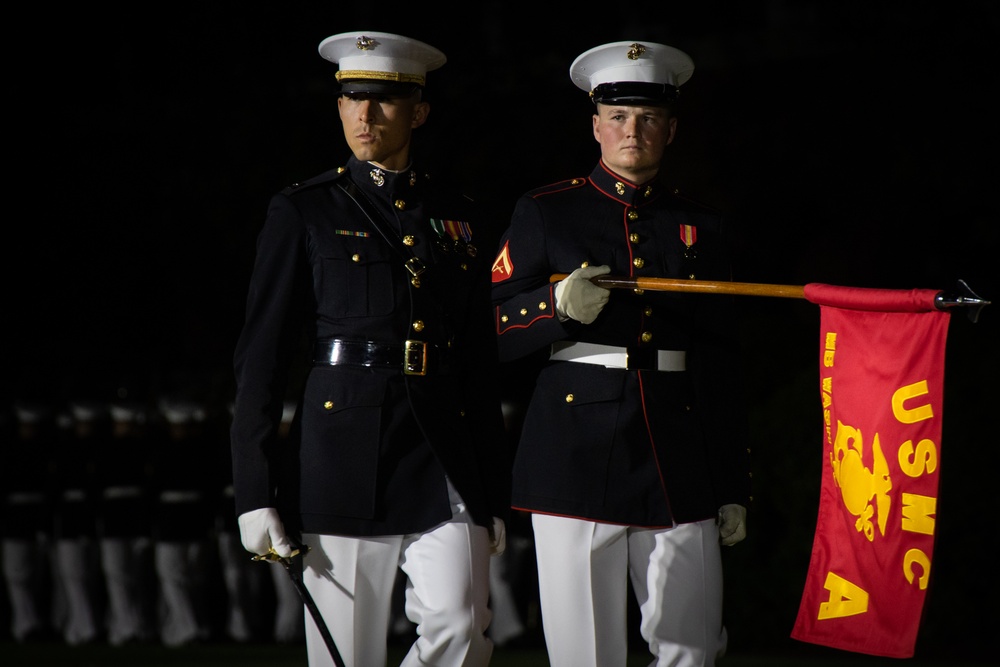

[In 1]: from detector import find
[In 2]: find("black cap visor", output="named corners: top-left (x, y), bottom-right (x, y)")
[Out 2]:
top-left (338, 79), bottom-right (421, 97)
top-left (591, 81), bottom-right (680, 106)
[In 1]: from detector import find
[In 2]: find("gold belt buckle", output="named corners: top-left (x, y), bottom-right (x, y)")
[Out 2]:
top-left (404, 340), bottom-right (428, 376)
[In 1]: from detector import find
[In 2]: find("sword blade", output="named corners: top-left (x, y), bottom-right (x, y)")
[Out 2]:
top-left (255, 546), bottom-right (346, 667)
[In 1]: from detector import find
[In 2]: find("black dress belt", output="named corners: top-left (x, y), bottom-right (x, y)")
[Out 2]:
top-left (313, 338), bottom-right (452, 376)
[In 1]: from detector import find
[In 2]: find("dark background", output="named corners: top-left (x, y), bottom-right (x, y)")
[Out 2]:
top-left (4, 1), bottom-right (997, 661)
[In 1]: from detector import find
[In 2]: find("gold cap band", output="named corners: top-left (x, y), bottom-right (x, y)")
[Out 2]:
top-left (335, 70), bottom-right (426, 86)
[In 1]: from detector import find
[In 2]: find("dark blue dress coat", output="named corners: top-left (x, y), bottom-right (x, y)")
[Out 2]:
top-left (231, 156), bottom-right (510, 537)
top-left (491, 160), bottom-right (751, 527)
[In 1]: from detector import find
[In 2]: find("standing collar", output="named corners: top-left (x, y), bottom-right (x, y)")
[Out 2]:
top-left (346, 155), bottom-right (419, 198)
top-left (588, 159), bottom-right (662, 206)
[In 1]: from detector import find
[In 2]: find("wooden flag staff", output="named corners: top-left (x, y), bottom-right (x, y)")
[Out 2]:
top-left (549, 274), bottom-right (991, 322)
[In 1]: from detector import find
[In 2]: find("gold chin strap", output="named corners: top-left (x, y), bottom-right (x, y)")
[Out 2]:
top-left (335, 69), bottom-right (425, 85)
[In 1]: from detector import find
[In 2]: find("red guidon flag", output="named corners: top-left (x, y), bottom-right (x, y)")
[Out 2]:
top-left (792, 283), bottom-right (950, 658)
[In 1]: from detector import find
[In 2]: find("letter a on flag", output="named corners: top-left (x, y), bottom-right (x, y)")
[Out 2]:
top-left (791, 283), bottom-right (950, 658)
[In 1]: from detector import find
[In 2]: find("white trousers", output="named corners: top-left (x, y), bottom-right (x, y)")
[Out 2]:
top-left (270, 556), bottom-right (306, 643)
top-left (486, 534), bottom-right (529, 646)
top-left (53, 538), bottom-right (102, 646)
top-left (217, 531), bottom-right (268, 642)
top-left (532, 514), bottom-right (726, 667)
top-left (2, 538), bottom-right (49, 641)
top-left (99, 537), bottom-right (155, 645)
top-left (302, 496), bottom-right (493, 667)
top-left (154, 541), bottom-right (211, 647)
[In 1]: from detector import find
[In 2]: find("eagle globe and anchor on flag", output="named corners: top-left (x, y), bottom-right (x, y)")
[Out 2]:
top-left (829, 418), bottom-right (892, 545)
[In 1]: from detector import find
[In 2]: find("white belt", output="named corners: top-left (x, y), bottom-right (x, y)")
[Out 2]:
top-left (550, 341), bottom-right (686, 371)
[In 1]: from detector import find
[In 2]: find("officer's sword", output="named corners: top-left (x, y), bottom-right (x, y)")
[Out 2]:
top-left (253, 545), bottom-right (346, 667)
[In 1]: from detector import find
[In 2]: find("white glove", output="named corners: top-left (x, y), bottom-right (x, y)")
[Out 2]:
top-left (555, 265), bottom-right (611, 324)
top-left (488, 517), bottom-right (506, 556)
top-left (238, 507), bottom-right (294, 559)
top-left (718, 504), bottom-right (747, 546)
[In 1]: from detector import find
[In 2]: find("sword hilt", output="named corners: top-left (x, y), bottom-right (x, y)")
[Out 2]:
top-left (251, 544), bottom-right (310, 565)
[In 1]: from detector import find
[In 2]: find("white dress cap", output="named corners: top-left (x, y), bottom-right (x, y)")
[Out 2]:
top-left (14, 401), bottom-right (50, 424)
top-left (159, 399), bottom-right (207, 425)
top-left (570, 40), bottom-right (695, 105)
top-left (318, 31), bottom-right (446, 93)
top-left (70, 400), bottom-right (107, 423)
top-left (110, 402), bottom-right (147, 424)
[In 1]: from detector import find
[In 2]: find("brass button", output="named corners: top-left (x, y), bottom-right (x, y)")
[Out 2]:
top-left (634, 288), bottom-right (644, 295)
top-left (411, 277), bottom-right (421, 288)
top-left (565, 394), bottom-right (574, 403)
top-left (394, 199), bottom-right (406, 210)
top-left (501, 315), bottom-right (509, 323)
top-left (538, 302), bottom-right (547, 310)
top-left (336, 166), bottom-right (345, 173)
top-left (615, 182), bottom-right (625, 195)
top-left (571, 178), bottom-right (581, 185)
top-left (629, 233), bottom-right (640, 244)
top-left (520, 308), bottom-right (528, 316)
top-left (403, 235), bottom-right (415, 246)
top-left (627, 210), bottom-right (638, 221)
top-left (324, 401), bottom-right (334, 410)
top-left (412, 320), bottom-right (425, 332)
top-left (641, 331), bottom-right (653, 343)
top-left (581, 261), bottom-right (590, 268)
top-left (643, 306), bottom-right (653, 316)
top-left (633, 257), bottom-right (645, 269)
top-left (644, 186), bottom-right (653, 197)
top-left (460, 262), bottom-right (468, 270)
top-left (689, 273), bottom-right (696, 279)
top-left (351, 254), bottom-right (360, 262)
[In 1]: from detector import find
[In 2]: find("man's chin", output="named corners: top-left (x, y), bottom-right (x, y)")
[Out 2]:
top-left (608, 156), bottom-right (646, 171)
top-left (347, 142), bottom-right (379, 160)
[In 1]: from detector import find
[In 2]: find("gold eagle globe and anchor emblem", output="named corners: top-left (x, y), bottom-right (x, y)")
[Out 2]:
top-left (829, 420), bottom-right (892, 542)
